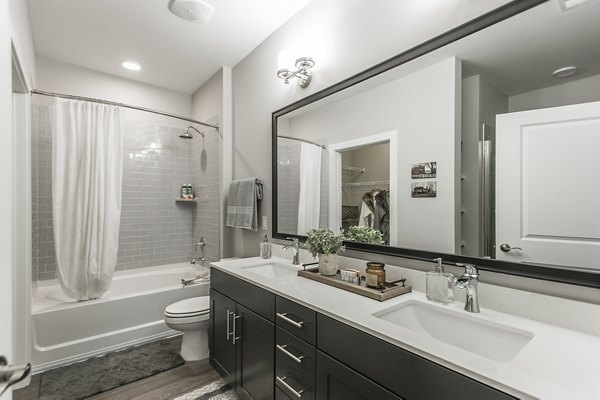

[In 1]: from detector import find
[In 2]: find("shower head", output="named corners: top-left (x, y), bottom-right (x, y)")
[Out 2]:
top-left (179, 126), bottom-right (205, 139)
top-left (179, 130), bottom-right (193, 139)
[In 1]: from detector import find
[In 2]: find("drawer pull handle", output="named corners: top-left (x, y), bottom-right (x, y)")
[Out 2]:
top-left (276, 312), bottom-right (306, 328)
top-left (276, 344), bottom-right (305, 363)
top-left (277, 375), bottom-right (305, 398)
top-left (226, 310), bottom-right (234, 341)
top-left (232, 314), bottom-right (242, 345)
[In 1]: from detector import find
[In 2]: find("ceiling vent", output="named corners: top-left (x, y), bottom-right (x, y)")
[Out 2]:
top-left (168, 0), bottom-right (214, 23)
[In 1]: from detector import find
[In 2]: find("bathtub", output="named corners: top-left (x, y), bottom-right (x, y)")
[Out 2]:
top-left (31, 262), bottom-right (209, 372)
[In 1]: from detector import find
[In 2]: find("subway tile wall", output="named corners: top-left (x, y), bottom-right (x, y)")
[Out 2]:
top-left (31, 103), bottom-right (221, 281)
top-left (191, 121), bottom-right (221, 263)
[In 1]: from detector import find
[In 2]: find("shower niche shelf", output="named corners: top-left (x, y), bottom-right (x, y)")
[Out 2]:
top-left (175, 198), bottom-right (198, 203)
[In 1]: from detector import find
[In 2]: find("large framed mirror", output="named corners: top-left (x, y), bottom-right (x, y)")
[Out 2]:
top-left (272, 0), bottom-right (600, 288)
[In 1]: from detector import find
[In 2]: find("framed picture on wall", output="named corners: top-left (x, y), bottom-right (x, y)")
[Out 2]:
top-left (411, 181), bottom-right (436, 198)
top-left (411, 162), bottom-right (436, 179)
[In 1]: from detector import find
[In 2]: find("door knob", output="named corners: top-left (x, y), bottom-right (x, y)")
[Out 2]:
top-left (0, 356), bottom-right (31, 396)
top-left (499, 243), bottom-right (523, 252)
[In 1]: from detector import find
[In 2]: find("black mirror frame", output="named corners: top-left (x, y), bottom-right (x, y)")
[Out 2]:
top-left (272, 0), bottom-right (600, 289)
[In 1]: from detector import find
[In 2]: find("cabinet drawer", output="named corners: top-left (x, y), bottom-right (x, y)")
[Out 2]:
top-left (276, 326), bottom-right (316, 381)
top-left (317, 314), bottom-right (517, 400)
top-left (276, 359), bottom-right (315, 400)
top-left (316, 350), bottom-right (403, 400)
top-left (276, 296), bottom-right (316, 344)
top-left (275, 386), bottom-right (292, 400)
top-left (211, 268), bottom-right (275, 322)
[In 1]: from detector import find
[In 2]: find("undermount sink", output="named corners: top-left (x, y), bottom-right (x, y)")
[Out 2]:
top-left (241, 261), bottom-right (300, 278)
top-left (373, 300), bottom-right (534, 363)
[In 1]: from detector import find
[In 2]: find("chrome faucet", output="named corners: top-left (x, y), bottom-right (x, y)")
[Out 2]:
top-left (283, 237), bottom-right (301, 265)
top-left (454, 263), bottom-right (480, 313)
top-left (191, 237), bottom-right (207, 264)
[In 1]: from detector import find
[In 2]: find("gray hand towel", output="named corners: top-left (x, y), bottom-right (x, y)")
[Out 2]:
top-left (226, 178), bottom-right (263, 230)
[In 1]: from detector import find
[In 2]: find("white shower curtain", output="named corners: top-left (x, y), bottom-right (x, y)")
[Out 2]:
top-left (297, 143), bottom-right (322, 235)
top-left (51, 99), bottom-right (123, 301)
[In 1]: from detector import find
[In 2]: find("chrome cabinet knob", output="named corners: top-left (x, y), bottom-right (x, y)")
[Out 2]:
top-left (499, 243), bottom-right (523, 252)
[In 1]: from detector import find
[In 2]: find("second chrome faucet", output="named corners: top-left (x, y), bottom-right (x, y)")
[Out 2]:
top-left (454, 263), bottom-right (480, 313)
top-left (282, 237), bottom-right (301, 265)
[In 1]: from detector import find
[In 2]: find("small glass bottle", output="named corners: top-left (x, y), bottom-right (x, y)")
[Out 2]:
top-left (426, 258), bottom-right (454, 304)
top-left (365, 262), bottom-right (386, 288)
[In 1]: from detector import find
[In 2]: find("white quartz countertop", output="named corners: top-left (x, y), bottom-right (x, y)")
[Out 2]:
top-left (211, 256), bottom-right (600, 400)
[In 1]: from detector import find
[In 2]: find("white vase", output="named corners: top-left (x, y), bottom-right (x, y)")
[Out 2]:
top-left (318, 253), bottom-right (339, 276)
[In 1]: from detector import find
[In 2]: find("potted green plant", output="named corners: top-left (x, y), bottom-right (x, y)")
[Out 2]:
top-left (344, 226), bottom-right (384, 245)
top-left (305, 228), bottom-right (345, 275)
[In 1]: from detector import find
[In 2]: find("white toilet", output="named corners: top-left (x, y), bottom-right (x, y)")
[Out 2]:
top-left (164, 296), bottom-right (210, 361)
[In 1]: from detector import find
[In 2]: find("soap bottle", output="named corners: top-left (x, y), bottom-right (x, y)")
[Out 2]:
top-left (426, 258), bottom-right (454, 304)
top-left (260, 217), bottom-right (271, 259)
top-left (260, 235), bottom-right (271, 259)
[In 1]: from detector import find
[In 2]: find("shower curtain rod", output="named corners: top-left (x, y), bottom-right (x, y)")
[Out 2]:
top-left (278, 135), bottom-right (326, 149)
top-left (31, 89), bottom-right (220, 133)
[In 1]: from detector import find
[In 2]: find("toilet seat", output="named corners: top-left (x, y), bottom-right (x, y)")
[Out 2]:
top-left (164, 297), bottom-right (210, 319)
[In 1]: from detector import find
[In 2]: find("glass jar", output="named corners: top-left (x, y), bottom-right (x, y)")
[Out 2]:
top-left (365, 262), bottom-right (386, 288)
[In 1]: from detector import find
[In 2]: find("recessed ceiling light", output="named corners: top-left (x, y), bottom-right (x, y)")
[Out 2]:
top-left (552, 66), bottom-right (577, 78)
top-left (121, 61), bottom-right (141, 71)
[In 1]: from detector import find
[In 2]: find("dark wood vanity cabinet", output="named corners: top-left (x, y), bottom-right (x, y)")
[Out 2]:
top-left (210, 268), bottom-right (517, 400)
top-left (210, 269), bottom-right (275, 400)
top-left (317, 314), bottom-right (517, 400)
top-left (275, 295), bottom-right (317, 400)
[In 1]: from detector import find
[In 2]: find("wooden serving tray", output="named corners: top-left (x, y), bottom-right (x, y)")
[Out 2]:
top-left (298, 267), bottom-right (412, 301)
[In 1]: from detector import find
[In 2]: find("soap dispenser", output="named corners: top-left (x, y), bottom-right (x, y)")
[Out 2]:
top-left (426, 258), bottom-right (454, 304)
top-left (260, 217), bottom-right (271, 259)
top-left (260, 235), bottom-right (271, 259)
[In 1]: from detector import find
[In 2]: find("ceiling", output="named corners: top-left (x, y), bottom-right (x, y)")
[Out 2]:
top-left (27, 0), bottom-right (313, 94)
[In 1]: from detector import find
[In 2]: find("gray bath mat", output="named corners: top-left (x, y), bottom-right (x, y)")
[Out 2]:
top-left (39, 338), bottom-right (184, 400)
top-left (173, 379), bottom-right (237, 400)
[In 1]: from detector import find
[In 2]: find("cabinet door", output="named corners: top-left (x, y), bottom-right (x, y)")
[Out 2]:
top-left (235, 304), bottom-right (275, 400)
top-left (316, 351), bottom-right (403, 400)
top-left (210, 289), bottom-right (236, 386)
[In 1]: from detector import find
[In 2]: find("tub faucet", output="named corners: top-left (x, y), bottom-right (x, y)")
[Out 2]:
top-left (454, 263), bottom-right (480, 313)
top-left (191, 237), bottom-right (207, 265)
top-left (283, 237), bottom-right (301, 265)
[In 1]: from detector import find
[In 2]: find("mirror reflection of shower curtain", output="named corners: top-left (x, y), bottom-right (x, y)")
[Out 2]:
top-left (297, 142), bottom-right (321, 235)
top-left (51, 99), bottom-right (123, 301)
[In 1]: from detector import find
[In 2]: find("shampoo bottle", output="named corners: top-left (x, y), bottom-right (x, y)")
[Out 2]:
top-left (426, 258), bottom-right (454, 304)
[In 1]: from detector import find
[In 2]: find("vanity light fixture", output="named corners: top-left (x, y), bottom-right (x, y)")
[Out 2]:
top-left (277, 57), bottom-right (315, 88)
top-left (121, 61), bottom-right (141, 71)
top-left (552, 66), bottom-right (577, 78)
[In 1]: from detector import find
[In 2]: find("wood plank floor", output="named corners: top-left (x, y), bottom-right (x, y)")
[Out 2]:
top-left (14, 341), bottom-right (222, 400)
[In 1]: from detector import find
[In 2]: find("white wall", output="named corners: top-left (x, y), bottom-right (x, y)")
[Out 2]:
top-left (286, 58), bottom-right (461, 253)
top-left (9, 0), bottom-right (35, 87)
top-left (36, 56), bottom-right (191, 122)
top-left (230, 0), bottom-right (511, 257)
top-left (1, 1), bottom-right (15, 397)
top-left (508, 73), bottom-right (600, 112)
